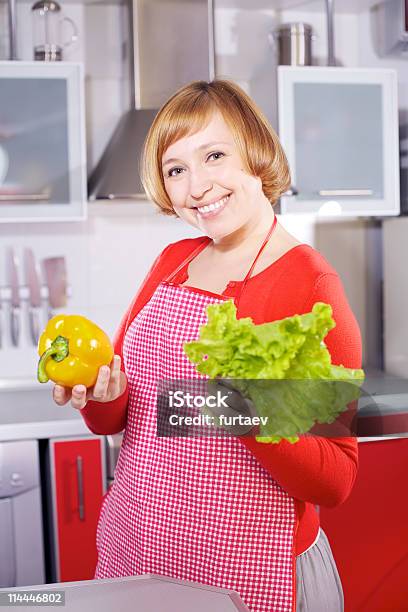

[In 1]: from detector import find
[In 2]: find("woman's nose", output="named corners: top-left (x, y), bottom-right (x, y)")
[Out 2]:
top-left (189, 168), bottom-right (213, 200)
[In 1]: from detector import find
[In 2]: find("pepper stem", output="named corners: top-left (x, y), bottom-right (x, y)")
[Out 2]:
top-left (37, 335), bottom-right (69, 383)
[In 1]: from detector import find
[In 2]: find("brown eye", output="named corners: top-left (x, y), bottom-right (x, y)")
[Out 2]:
top-left (168, 167), bottom-right (184, 178)
top-left (207, 152), bottom-right (225, 162)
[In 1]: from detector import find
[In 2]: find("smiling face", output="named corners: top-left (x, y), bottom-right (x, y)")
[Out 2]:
top-left (161, 112), bottom-right (273, 241)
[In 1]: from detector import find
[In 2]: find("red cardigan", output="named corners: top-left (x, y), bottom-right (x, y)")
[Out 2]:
top-left (81, 237), bottom-right (362, 556)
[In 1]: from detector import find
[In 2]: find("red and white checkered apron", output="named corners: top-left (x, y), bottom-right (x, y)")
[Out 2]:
top-left (94, 218), bottom-right (297, 612)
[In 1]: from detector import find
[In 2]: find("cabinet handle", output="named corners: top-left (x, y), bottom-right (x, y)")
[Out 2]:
top-left (0, 194), bottom-right (51, 202)
top-left (318, 189), bottom-right (373, 196)
top-left (76, 455), bottom-right (85, 522)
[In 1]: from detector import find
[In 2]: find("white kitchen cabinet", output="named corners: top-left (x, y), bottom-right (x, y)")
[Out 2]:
top-left (278, 66), bottom-right (400, 217)
top-left (0, 62), bottom-right (86, 222)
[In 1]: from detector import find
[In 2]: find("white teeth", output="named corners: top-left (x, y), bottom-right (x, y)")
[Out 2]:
top-left (197, 194), bottom-right (230, 215)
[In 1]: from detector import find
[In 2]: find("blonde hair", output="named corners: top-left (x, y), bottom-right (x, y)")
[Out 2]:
top-left (141, 79), bottom-right (291, 216)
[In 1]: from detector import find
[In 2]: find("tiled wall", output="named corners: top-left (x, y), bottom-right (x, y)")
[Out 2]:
top-left (0, 204), bottom-right (316, 381)
top-left (0, 203), bottom-right (199, 380)
top-left (0, 2), bottom-right (369, 156)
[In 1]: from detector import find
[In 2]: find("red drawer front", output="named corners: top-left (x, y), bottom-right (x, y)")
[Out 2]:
top-left (52, 438), bottom-right (104, 582)
top-left (320, 438), bottom-right (408, 612)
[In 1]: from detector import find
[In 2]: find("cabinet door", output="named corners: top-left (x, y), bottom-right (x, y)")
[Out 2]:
top-left (0, 61), bottom-right (86, 222)
top-left (320, 438), bottom-right (408, 612)
top-left (48, 436), bottom-right (106, 583)
top-left (278, 66), bottom-right (399, 217)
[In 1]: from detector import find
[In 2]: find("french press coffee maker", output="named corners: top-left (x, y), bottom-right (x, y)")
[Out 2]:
top-left (31, 0), bottom-right (78, 61)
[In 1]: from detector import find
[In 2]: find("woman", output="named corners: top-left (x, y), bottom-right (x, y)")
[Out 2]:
top-left (53, 80), bottom-right (361, 612)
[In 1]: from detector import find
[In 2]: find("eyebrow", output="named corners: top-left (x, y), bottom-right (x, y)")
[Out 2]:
top-left (162, 141), bottom-right (232, 168)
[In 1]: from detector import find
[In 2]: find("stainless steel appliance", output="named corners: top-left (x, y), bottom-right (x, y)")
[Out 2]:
top-left (88, 0), bottom-right (215, 200)
top-left (41, 256), bottom-right (68, 319)
top-left (272, 23), bottom-right (313, 66)
top-left (376, 0), bottom-right (408, 56)
top-left (383, 217), bottom-right (408, 377)
top-left (3, 574), bottom-right (250, 611)
top-left (6, 248), bottom-right (21, 347)
top-left (0, 440), bottom-right (45, 587)
top-left (31, 0), bottom-right (78, 62)
top-left (105, 433), bottom-right (123, 487)
top-left (23, 248), bottom-right (42, 346)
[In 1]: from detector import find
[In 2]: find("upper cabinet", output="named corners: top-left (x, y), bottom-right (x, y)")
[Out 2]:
top-left (0, 62), bottom-right (86, 222)
top-left (278, 67), bottom-right (400, 217)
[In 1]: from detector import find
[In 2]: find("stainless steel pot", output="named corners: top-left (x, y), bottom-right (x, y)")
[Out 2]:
top-left (271, 22), bottom-right (314, 66)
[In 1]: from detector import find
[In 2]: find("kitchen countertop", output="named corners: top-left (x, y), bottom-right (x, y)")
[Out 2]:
top-left (0, 380), bottom-right (89, 442)
top-left (356, 367), bottom-right (408, 440)
top-left (1, 368), bottom-right (408, 443)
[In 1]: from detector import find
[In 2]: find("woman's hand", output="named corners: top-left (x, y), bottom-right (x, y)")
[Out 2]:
top-left (206, 379), bottom-right (259, 436)
top-left (52, 354), bottom-right (127, 411)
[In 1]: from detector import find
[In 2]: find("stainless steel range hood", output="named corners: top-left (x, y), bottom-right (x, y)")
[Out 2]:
top-left (376, 0), bottom-right (408, 56)
top-left (88, 0), bottom-right (215, 200)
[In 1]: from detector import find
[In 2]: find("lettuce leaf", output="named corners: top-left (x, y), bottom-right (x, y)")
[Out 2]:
top-left (183, 300), bottom-right (365, 443)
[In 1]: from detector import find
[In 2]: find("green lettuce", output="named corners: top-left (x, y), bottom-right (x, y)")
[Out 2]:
top-left (183, 301), bottom-right (365, 444)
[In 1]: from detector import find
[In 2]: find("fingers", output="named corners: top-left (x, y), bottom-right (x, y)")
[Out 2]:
top-left (53, 355), bottom-right (124, 411)
top-left (92, 355), bottom-right (122, 402)
top-left (214, 378), bottom-right (235, 391)
top-left (53, 384), bottom-right (70, 406)
top-left (53, 383), bottom-right (87, 411)
top-left (209, 380), bottom-right (249, 415)
top-left (92, 364), bottom-right (112, 400)
top-left (71, 384), bottom-right (88, 411)
top-left (108, 355), bottom-right (122, 397)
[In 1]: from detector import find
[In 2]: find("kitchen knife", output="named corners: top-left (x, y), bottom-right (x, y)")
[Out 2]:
top-left (6, 247), bottom-right (21, 347)
top-left (42, 257), bottom-right (68, 319)
top-left (24, 248), bottom-right (42, 346)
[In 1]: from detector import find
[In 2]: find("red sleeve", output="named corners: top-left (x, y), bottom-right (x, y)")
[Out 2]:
top-left (79, 306), bottom-right (130, 435)
top-left (239, 272), bottom-right (363, 508)
top-left (80, 244), bottom-right (174, 435)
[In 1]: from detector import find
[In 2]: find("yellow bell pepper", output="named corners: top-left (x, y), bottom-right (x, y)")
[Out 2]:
top-left (37, 314), bottom-right (114, 388)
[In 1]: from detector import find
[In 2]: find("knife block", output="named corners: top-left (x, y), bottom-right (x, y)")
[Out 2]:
top-left (0, 283), bottom-right (72, 353)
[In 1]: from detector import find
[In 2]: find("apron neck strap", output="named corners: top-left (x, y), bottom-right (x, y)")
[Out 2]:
top-left (234, 214), bottom-right (278, 311)
top-left (165, 214), bottom-right (278, 298)
top-left (241, 214), bottom-right (278, 285)
top-left (166, 237), bottom-right (210, 284)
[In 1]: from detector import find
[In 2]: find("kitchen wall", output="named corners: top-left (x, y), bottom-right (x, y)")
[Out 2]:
top-left (0, 0), bottom-right (405, 380)
top-left (2, 2), bottom-right (407, 150)
top-left (0, 1), bottom-right (371, 172)
top-left (0, 202), bottom-right (201, 380)
top-left (0, 203), bottom-right (316, 381)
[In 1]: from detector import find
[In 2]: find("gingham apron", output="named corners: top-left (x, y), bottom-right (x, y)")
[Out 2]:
top-left (94, 217), bottom-right (297, 612)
